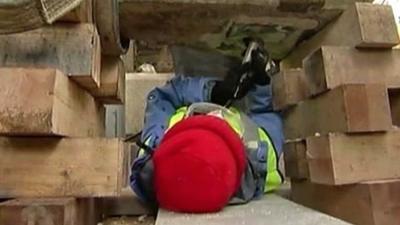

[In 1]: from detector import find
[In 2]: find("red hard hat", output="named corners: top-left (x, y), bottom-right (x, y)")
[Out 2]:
top-left (153, 115), bottom-right (247, 213)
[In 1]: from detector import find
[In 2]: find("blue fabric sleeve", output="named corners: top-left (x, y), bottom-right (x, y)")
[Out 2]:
top-left (246, 84), bottom-right (284, 155)
top-left (140, 75), bottom-right (216, 148)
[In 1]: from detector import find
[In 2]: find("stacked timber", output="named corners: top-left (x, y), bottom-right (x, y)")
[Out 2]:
top-left (274, 3), bottom-right (400, 225)
top-left (0, 0), bottom-right (131, 224)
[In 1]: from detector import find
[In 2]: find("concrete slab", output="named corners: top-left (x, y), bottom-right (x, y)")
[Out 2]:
top-left (102, 216), bottom-right (155, 225)
top-left (155, 194), bottom-right (351, 225)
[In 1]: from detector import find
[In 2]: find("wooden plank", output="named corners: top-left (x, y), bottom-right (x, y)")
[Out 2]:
top-left (283, 84), bottom-right (392, 140)
top-left (125, 73), bottom-right (173, 135)
top-left (86, 56), bottom-right (126, 104)
top-left (76, 198), bottom-right (103, 225)
top-left (0, 198), bottom-right (77, 225)
top-left (291, 180), bottom-right (400, 225)
top-left (155, 194), bottom-right (350, 225)
top-left (307, 131), bottom-right (400, 185)
top-left (303, 47), bottom-right (400, 96)
top-left (0, 198), bottom-right (101, 225)
top-left (281, 2), bottom-right (399, 69)
top-left (105, 105), bottom-right (125, 138)
top-left (0, 0), bottom-right (82, 34)
top-left (59, 0), bottom-right (93, 23)
top-left (283, 140), bottom-right (309, 180)
top-left (0, 138), bottom-right (124, 198)
top-left (272, 69), bottom-right (310, 110)
top-left (122, 40), bottom-right (136, 73)
top-left (0, 23), bottom-right (101, 89)
top-left (0, 68), bottom-right (104, 137)
top-left (389, 89), bottom-right (400, 127)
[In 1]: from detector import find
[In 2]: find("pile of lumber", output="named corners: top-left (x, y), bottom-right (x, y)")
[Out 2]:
top-left (0, 0), bottom-right (132, 224)
top-left (273, 2), bottom-right (400, 225)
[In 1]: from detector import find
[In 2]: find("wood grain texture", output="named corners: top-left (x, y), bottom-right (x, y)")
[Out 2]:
top-left (59, 0), bottom-right (93, 23)
top-left (283, 140), bottom-right (309, 180)
top-left (281, 2), bottom-right (399, 69)
top-left (0, 138), bottom-right (124, 198)
top-left (0, 68), bottom-right (104, 137)
top-left (303, 47), bottom-right (400, 96)
top-left (0, 198), bottom-right (77, 225)
top-left (272, 69), bottom-right (310, 110)
top-left (0, 0), bottom-right (82, 34)
top-left (292, 180), bottom-right (400, 225)
top-left (122, 40), bottom-right (136, 73)
top-left (86, 56), bottom-right (126, 104)
top-left (283, 84), bottom-right (392, 140)
top-left (307, 131), bottom-right (400, 185)
top-left (0, 23), bottom-right (101, 89)
top-left (0, 198), bottom-right (101, 225)
top-left (389, 89), bottom-right (400, 127)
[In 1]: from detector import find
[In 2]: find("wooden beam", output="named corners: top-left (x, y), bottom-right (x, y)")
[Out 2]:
top-left (59, 0), bottom-right (93, 23)
top-left (284, 84), bottom-right (392, 140)
top-left (303, 47), bottom-right (400, 96)
top-left (307, 131), bottom-right (400, 185)
top-left (0, 138), bottom-right (124, 198)
top-left (0, 198), bottom-right (101, 225)
top-left (389, 89), bottom-right (400, 127)
top-left (0, 198), bottom-right (78, 225)
top-left (283, 140), bottom-right (309, 180)
top-left (76, 198), bottom-right (103, 225)
top-left (0, 23), bottom-right (101, 89)
top-left (122, 40), bottom-right (136, 73)
top-left (0, 0), bottom-right (83, 34)
top-left (291, 180), bottom-right (400, 225)
top-left (281, 2), bottom-right (399, 69)
top-left (0, 68), bottom-right (104, 137)
top-left (272, 69), bottom-right (310, 110)
top-left (86, 56), bottom-right (126, 104)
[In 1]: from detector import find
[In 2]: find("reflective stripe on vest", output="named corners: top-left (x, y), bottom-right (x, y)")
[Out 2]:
top-left (168, 106), bottom-right (188, 129)
top-left (167, 106), bottom-right (283, 192)
top-left (138, 137), bottom-right (152, 157)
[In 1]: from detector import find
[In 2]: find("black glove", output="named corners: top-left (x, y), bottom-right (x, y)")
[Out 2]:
top-left (211, 64), bottom-right (250, 106)
top-left (211, 38), bottom-right (279, 105)
top-left (250, 48), bottom-right (270, 85)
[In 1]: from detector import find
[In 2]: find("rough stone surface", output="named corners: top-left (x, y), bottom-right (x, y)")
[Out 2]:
top-left (120, 0), bottom-right (373, 61)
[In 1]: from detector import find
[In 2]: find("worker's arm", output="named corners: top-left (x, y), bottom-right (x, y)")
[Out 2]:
top-left (246, 84), bottom-right (284, 155)
top-left (140, 75), bottom-right (216, 149)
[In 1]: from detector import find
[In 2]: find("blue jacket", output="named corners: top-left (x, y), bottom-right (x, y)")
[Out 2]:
top-left (131, 75), bottom-right (284, 201)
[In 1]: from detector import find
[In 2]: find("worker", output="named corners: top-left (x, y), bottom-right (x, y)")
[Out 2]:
top-left (130, 39), bottom-right (284, 213)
